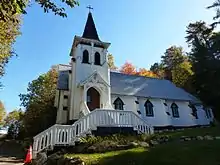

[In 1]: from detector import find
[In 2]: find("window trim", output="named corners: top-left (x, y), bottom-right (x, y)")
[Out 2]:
top-left (82, 50), bottom-right (89, 64)
top-left (144, 100), bottom-right (154, 117)
top-left (190, 104), bottom-right (198, 119)
top-left (166, 112), bottom-right (171, 116)
top-left (113, 97), bottom-right (124, 110)
top-left (94, 52), bottom-right (101, 65)
top-left (171, 103), bottom-right (179, 118)
top-left (63, 106), bottom-right (68, 111)
top-left (205, 108), bottom-right (212, 119)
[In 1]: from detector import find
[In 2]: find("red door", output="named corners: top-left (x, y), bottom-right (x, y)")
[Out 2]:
top-left (87, 87), bottom-right (100, 111)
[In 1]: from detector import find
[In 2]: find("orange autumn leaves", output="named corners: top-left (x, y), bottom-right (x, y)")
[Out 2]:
top-left (119, 61), bottom-right (158, 78)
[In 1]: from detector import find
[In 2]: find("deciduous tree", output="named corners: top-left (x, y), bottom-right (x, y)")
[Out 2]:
top-left (107, 54), bottom-right (117, 70)
top-left (5, 109), bottom-right (24, 139)
top-left (137, 68), bottom-right (158, 78)
top-left (150, 62), bottom-right (165, 78)
top-left (0, 17), bottom-right (21, 78)
top-left (172, 61), bottom-right (193, 92)
top-left (20, 68), bottom-right (58, 137)
top-left (119, 62), bottom-right (137, 75)
top-left (0, 0), bottom-right (79, 22)
top-left (4, 109), bottom-right (24, 126)
top-left (0, 100), bottom-right (6, 125)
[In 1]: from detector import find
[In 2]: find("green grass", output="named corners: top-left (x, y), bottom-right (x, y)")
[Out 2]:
top-left (157, 126), bottom-right (220, 138)
top-left (66, 127), bottom-right (220, 165)
top-left (66, 148), bottom-right (146, 165)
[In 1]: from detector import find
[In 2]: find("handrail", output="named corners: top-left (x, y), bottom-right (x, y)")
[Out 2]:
top-left (33, 109), bottom-right (153, 158)
top-left (33, 124), bottom-right (57, 140)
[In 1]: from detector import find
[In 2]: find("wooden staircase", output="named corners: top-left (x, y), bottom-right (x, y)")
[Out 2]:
top-left (32, 109), bottom-right (154, 158)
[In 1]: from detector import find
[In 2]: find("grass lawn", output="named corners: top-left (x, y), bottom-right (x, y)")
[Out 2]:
top-left (157, 126), bottom-right (220, 138)
top-left (66, 127), bottom-right (220, 165)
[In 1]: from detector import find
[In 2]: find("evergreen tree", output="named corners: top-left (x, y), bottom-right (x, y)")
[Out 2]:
top-left (186, 22), bottom-right (220, 120)
top-left (161, 46), bottom-right (186, 70)
top-left (207, 0), bottom-right (220, 26)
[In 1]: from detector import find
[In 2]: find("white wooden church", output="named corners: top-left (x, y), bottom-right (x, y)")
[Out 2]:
top-left (33, 12), bottom-right (214, 157)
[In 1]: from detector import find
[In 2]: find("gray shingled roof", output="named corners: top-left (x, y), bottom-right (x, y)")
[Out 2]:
top-left (57, 70), bottom-right (201, 104)
top-left (110, 72), bottom-right (200, 103)
top-left (57, 71), bottom-right (69, 90)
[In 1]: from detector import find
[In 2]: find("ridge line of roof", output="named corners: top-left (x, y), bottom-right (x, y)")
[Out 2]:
top-left (110, 71), bottom-right (167, 81)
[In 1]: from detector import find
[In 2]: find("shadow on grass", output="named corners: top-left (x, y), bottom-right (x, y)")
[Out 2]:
top-left (0, 140), bottom-right (25, 162)
top-left (96, 140), bottom-right (220, 165)
top-left (158, 126), bottom-right (220, 139)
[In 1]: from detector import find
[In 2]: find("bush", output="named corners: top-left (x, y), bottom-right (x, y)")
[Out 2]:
top-left (80, 134), bottom-right (141, 146)
top-left (7, 120), bottom-right (22, 139)
top-left (71, 134), bottom-right (156, 154)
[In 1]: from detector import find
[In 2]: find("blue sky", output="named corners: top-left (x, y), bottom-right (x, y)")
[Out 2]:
top-left (0, 0), bottom-right (217, 112)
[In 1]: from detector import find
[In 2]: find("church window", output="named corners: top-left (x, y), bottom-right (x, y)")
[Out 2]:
top-left (113, 97), bottom-right (124, 110)
top-left (94, 52), bottom-right (101, 65)
top-left (171, 103), bottom-right (179, 118)
top-left (205, 108), bottom-right (212, 118)
top-left (82, 50), bottom-right (89, 63)
top-left (190, 104), bottom-right (198, 119)
top-left (166, 112), bottom-right (171, 116)
top-left (63, 106), bottom-right (68, 111)
top-left (144, 100), bottom-right (154, 117)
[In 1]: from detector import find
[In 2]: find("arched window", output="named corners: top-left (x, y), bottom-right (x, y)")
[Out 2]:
top-left (144, 100), bottom-right (154, 117)
top-left (205, 108), bottom-right (212, 119)
top-left (171, 103), bottom-right (179, 118)
top-left (82, 50), bottom-right (89, 63)
top-left (94, 52), bottom-right (101, 65)
top-left (189, 104), bottom-right (198, 119)
top-left (113, 97), bottom-right (124, 110)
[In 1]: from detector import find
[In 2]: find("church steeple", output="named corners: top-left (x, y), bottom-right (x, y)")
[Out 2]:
top-left (82, 11), bottom-right (100, 41)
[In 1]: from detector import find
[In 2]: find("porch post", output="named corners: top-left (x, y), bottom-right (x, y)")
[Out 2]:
top-left (83, 86), bottom-right (87, 103)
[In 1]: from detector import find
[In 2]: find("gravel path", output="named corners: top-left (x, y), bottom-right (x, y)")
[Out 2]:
top-left (0, 157), bottom-right (23, 165)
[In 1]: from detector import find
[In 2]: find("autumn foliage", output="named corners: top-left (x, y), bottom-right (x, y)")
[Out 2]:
top-left (119, 62), bottom-right (137, 75)
top-left (119, 61), bottom-right (158, 78)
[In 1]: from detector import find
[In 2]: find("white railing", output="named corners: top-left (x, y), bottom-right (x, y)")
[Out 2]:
top-left (33, 124), bottom-right (74, 158)
top-left (33, 109), bottom-right (153, 158)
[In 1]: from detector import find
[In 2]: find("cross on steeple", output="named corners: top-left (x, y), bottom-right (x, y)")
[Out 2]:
top-left (82, 6), bottom-right (100, 40)
top-left (87, 5), bottom-right (93, 12)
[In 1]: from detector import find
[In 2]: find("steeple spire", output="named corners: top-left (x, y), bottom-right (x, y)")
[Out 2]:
top-left (82, 9), bottom-right (100, 41)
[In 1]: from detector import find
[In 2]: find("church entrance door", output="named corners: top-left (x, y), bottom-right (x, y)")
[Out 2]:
top-left (87, 87), bottom-right (100, 111)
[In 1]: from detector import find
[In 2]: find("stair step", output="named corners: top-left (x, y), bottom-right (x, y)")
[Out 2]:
top-left (92, 126), bottom-right (138, 136)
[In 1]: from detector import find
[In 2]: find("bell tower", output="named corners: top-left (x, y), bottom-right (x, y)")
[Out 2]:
top-left (68, 11), bottom-right (112, 123)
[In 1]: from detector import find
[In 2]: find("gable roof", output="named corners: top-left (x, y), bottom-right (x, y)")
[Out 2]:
top-left (57, 70), bottom-right (201, 104)
top-left (79, 71), bottom-right (110, 87)
top-left (82, 12), bottom-right (100, 41)
top-left (110, 72), bottom-right (201, 104)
